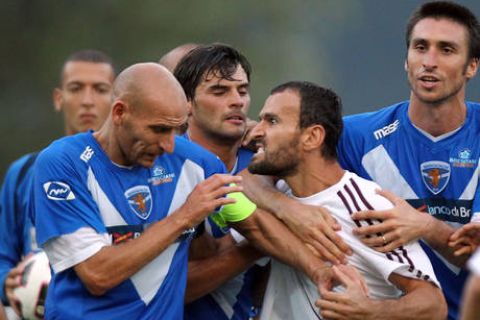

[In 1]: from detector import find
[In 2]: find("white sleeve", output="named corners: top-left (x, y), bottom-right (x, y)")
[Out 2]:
top-left (44, 227), bottom-right (111, 273)
top-left (468, 249), bottom-right (480, 275)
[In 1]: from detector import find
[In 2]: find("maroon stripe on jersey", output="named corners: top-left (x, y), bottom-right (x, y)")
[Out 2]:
top-left (350, 178), bottom-right (374, 210)
top-left (423, 274), bottom-right (430, 281)
top-left (398, 246), bottom-right (415, 270)
top-left (390, 249), bottom-right (404, 263)
top-left (337, 191), bottom-right (362, 228)
top-left (344, 184), bottom-right (361, 211)
top-left (416, 270), bottom-right (423, 279)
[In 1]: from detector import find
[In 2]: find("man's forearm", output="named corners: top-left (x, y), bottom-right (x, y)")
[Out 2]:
top-left (232, 208), bottom-right (328, 282)
top-left (423, 215), bottom-right (470, 267)
top-left (460, 275), bottom-right (480, 320)
top-left (186, 240), bottom-right (263, 303)
top-left (368, 274), bottom-right (446, 320)
top-left (239, 170), bottom-right (289, 220)
top-left (74, 210), bottom-right (192, 296)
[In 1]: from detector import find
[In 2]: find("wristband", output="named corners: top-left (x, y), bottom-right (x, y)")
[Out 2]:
top-left (210, 188), bottom-right (257, 228)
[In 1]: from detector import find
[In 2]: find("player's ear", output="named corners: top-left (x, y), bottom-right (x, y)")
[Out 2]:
top-left (404, 59), bottom-right (408, 72)
top-left (302, 125), bottom-right (325, 152)
top-left (465, 57), bottom-right (479, 80)
top-left (112, 101), bottom-right (128, 125)
top-left (53, 88), bottom-right (63, 113)
top-left (187, 99), bottom-right (193, 116)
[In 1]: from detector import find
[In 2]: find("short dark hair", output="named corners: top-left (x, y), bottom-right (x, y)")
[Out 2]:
top-left (60, 49), bottom-right (115, 85)
top-left (173, 43), bottom-right (251, 101)
top-left (271, 81), bottom-right (343, 160)
top-left (406, 1), bottom-right (480, 60)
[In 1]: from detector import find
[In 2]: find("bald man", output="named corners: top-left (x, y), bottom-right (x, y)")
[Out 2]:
top-left (31, 63), bottom-right (244, 319)
top-left (31, 63), bottom-right (330, 319)
top-left (159, 43), bottom-right (201, 72)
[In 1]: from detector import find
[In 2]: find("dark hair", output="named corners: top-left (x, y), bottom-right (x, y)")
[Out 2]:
top-left (173, 43), bottom-right (251, 101)
top-left (60, 49), bottom-right (115, 85)
top-left (271, 81), bottom-right (343, 160)
top-left (406, 1), bottom-right (480, 60)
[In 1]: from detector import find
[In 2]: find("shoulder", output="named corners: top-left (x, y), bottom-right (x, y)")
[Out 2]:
top-left (168, 136), bottom-right (226, 173)
top-left (36, 133), bottom-right (92, 175)
top-left (343, 101), bottom-right (407, 136)
top-left (3, 153), bottom-right (38, 179)
top-left (467, 101), bottom-right (480, 118)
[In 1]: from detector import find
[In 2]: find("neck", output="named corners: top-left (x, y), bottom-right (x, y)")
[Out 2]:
top-left (285, 156), bottom-right (344, 198)
top-left (408, 93), bottom-right (467, 137)
top-left (187, 125), bottom-right (241, 172)
top-left (93, 123), bottom-right (126, 166)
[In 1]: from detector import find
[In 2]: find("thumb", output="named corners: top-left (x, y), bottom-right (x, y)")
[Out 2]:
top-left (375, 188), bottom-right (400, 205)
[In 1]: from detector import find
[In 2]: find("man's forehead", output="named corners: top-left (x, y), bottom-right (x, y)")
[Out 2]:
top-left (62, 61), bottom-right (114, 85)
top-left (411, 17), bottom-right (469, 45)
top-left (262, 91), bottom-right (300, 117)
top-left (201, 65), bottom-right (248, 85)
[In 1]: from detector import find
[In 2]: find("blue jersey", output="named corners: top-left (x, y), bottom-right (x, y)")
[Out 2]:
top-left (184, 146), bottom-right (259, 320)
top-left (338, 101), bottom-right (480, 320)
top-left (32, 132), bottom-right (226, 320)
top-left (0, 153), bottom-right (37, 305)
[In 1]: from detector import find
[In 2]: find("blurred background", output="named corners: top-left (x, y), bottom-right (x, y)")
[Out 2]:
top-left (2, 0), bottom-right (480, 178)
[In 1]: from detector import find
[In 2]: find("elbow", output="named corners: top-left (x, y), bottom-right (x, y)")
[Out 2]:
top-left (430, 287), bottom-right (448, 320)
top-left (76, 267), bottom-right (115, 296)
top-left (82, 273), bottom-right (112, 296)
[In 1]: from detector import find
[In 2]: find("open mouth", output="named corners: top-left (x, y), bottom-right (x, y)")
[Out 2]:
top-left (418, 75), bottom-right (439, 88)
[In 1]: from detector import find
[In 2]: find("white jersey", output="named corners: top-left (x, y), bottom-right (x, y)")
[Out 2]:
top-left (468, 249), bottom-right (480, 276)
top-left (261, 171), bottom-right (439, 320)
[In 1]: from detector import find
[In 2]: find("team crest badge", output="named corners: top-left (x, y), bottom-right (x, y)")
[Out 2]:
top-left (420, 161), bottom-right (451, 195)
top-left (124, 186), bottom-right (153, 220)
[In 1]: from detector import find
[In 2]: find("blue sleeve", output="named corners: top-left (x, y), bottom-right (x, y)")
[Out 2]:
top-left (33, 148), bottom-right (107, 247)
top-left (0, 154), bottom-right (35, 303)
top-left (472, 184), bottom-right (480, 221)
top-left (338, 116), bottom-right (368, 174)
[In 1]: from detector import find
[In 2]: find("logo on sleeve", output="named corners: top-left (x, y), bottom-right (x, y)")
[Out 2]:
top-left (420, 161), bottom-right (451, 195)
top-left (43, 181), bottom-right (76, 200)
top-left (125, 186), bottom-right (153, 220)
top-left (373, 119), bottom-right (400, 140)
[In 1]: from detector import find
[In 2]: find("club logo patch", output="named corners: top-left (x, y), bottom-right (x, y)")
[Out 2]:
top-left (125, 186), bottom-right (153, 220)
top-left (148, 165), bottom-right (175, 186)
top-left (43, 181), bottom-right (76, 200)
top-left (420, 161), bottom-right (451, 195)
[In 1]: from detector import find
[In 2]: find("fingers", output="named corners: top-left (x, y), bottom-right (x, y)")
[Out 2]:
top-left (353, 222), bottom-right (391, 238)
top-left (453, 244), bottom-right (475, 257)
top-left (351, 209), bottom-right (390, 222)
top-left (374, 188), bottom-right (401, 204)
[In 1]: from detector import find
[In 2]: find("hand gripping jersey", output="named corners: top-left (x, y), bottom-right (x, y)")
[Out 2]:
top-left (260, 171), bottom-right (439, 320)
top-left (0, 153), bottom-right (37, 305)
top-left (32, 132), bottom-right (226, 320)
top-left (338, 101), bottom-right (480, 319)
top-left (184, 147), bottom-right (262, 320)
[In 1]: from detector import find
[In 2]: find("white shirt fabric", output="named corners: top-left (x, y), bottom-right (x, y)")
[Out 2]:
top-left (468, 249), bottom-right (480, 275)
top-left (260, 171), bottom-right (439, 320)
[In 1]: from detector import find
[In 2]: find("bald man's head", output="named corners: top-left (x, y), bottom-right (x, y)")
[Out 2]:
top-left (159, 43), bottom-right (201, 73)
top-left (107, 63), bottom-right (188, 167)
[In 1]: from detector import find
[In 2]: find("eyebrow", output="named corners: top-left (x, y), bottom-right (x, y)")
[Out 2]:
top-left (411, 37), bottom-right (460, 48)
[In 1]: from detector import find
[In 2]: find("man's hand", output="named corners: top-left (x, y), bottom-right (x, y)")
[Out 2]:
top-left (180, 174), bottom-right (244, 228)
top-left (4, 261), bottom-right (28, 317)
top-left (352, 189), bottom-right (431, 253)
top-left (316, 265), bottom-right (371, 320)
top-left (280, 201), bottom-right (351, 265)
top-left (449, 222), bottom-right (480, 257)
top-left (241, 118), bottom-right (258, 151)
